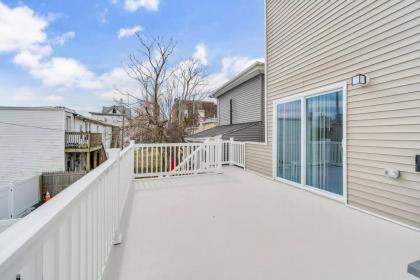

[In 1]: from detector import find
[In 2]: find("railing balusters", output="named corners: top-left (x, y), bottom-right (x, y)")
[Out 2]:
top-left (132, 140), bottom-right (245, 178)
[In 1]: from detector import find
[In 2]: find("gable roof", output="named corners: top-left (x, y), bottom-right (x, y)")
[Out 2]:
top-left (102, 105), bottom-right (132, 119)
top-left (211, 61), bottom-right (265, 99)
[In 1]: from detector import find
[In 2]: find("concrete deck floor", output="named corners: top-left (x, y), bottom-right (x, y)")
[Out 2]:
top-left (104, 167), bottom-right (420, 280)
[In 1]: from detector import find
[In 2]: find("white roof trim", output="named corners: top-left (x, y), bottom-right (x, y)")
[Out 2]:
top-left (210, 61), bottom-right (265, 98)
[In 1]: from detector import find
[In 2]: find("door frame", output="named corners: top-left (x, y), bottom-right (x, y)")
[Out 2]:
top-left (272, 82), bottom-right (347, 203)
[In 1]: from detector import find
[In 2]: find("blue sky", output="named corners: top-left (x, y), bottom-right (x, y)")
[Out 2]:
top-left (0, 0), bottom-right (264, 113)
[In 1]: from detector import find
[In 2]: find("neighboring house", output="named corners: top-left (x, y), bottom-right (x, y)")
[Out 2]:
top-left (171, 100), bottom-right (217, 135)
top-left (185, 117), bottom-right (218, 136)
top-left (246, 1), bottom-right (420, 230)
top-left (197, 117), bottom-right (218, 132)
top-left (0, 107), bottom-right (117, 186)
top-left (90, 105), bottom-right (132, 147)
top-left (90, 105), bottom-right (132, 127)
top-left (187, 61), bottom-right (265, 142)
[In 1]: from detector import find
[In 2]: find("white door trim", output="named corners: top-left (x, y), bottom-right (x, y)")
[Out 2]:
top-left (272, 82), bottom-right (347, 203)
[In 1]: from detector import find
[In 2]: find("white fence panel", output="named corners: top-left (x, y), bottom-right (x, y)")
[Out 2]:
top-left (0, 186), bottom-right (10, 219)
top-left (134, 141), bottom-right (223, 178)
top-left (0, 176), bottom-right (40, 219)
top-left (230, 141), bottom-right (246, 168)
top-left (0, 143), bottom-right (134, 280)
top-left (12, 176), bottom-right (40, 218)
top-left (221, 139), bottom-right (246, 168)
top-left (221, 141), bottom-right (230, 164)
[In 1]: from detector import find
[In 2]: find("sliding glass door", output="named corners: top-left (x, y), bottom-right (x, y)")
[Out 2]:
top-left (275, 88), bottom-right (344, 198)
top-left (306, 91), bottom-right (343, 195)
top-left (276, 100), bottom-right (301, 183)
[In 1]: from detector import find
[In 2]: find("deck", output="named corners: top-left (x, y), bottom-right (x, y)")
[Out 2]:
top-left (104, 167), bottom-right (420, 280)
top-left (65, 131), bottom-right (103, 152)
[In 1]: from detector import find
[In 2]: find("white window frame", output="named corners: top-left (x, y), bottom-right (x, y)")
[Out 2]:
top-left (272, 82), bottom-right (347, 203)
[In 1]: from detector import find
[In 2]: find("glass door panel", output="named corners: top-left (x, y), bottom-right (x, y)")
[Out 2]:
top-left (276, 100), bottom-right (301, 183)
top-left (306, 91), bottom-right (343, 195)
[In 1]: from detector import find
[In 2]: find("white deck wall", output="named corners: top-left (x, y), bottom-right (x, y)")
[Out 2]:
top-left (0, 108), bottom-right (65, 185)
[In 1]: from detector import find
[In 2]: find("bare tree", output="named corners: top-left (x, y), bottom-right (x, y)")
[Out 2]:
top-left (123, 34), bottom-right (176, 142)
top-left (118, 34), bottom-right (209, 143)
top-left (162, 58), bottom-right (208, 126)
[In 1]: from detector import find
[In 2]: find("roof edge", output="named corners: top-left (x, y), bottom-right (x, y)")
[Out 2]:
top-left (210, 61), bottom-right (265, 98)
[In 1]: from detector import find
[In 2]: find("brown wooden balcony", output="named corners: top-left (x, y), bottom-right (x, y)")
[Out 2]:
top-left (65, 132), bottom-right (102, 152)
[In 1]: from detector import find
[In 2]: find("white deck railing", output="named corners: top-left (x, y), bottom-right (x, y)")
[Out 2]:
top-left (0, 139), bottom-right (246, 279)
top-left (221, 139), bottom-right (246, 168)
top-left (133, 140), bottom-right (223, 178)
top-left (0, 144), bottom-right (134, 280)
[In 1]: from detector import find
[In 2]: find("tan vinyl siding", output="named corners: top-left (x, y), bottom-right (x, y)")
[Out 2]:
top-left (247, 0), bottom-right (420, 228)
top-left (245, 143), bottom-right (272, 178)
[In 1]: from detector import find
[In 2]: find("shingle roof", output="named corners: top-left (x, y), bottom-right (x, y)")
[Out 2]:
top-left (187, 121), bottom-right (264, 142)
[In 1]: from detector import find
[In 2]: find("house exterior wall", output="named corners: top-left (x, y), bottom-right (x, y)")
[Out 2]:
top-left (246, 143), bottom-right (272, 178)
top-left (90, 114), bottom-right (124, 128)
top-left (0, 108), bottom-right (65, 185)
top-left (246, 0), bottom-right (420, 229)
top-left (218, 74), bottom-right (264, 125)
top-left (97, 125), bottom-right (113, 149)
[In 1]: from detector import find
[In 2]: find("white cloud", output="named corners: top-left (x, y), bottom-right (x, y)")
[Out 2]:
top-left (0, 87), bottom-right (64, 106)
top-left (1, 2), bottom-right (98, 91)
top-left (12, 91), bottom-right (38, 102)
top-left (96, 67), bottom-right (139, 101)
top-left (98, 8), bottom-right (109, 24)
top-left (95, 90), bottom-right (127, 101)
top-left (193, 43), bottom-right (208, 66)
top-left (14, 51), bottom-right (103, 90)
top-left (44, 94), bottom-right (64, 103)
top-left (117, 25), bottom-right (143, 39)
top-left (206, 56), bottom-right (264, 91)
top-left (53, 31), bottom-right (75, 46)
top-left (0, 2), bottom-right (48, 52)
top-left (124, 0), bottom-right (159, 12)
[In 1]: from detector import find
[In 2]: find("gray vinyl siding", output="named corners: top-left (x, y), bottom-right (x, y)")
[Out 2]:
top-left (228, 122), bottom-right (264, 142)
top-left (218, 75), bottom-right (263, 125)
top-left (247, 0), bottom-right (420, 229)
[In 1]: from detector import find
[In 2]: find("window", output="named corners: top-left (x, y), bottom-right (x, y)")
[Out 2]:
top-left (274, 85), bottom-right (345, 199)
top-left (66, 116), bottom-right (72, 131)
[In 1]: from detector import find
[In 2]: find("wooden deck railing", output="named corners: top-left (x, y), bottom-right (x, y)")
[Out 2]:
top-left (65, 132), bottom-right (102, 149)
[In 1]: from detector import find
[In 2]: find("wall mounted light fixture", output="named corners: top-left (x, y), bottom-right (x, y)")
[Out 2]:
top-left (351, 74), bottom-right (369, 86)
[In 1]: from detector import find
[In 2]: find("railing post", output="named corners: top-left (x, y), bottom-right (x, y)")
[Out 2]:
top-left (217, 137), bottom-right (223, 173)
top-left (243, 142), bottom-right (246, 169)
top-left (8, 183), bottom-right (14, 219)
top-left (229, 137), bottom-right (234, 166)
